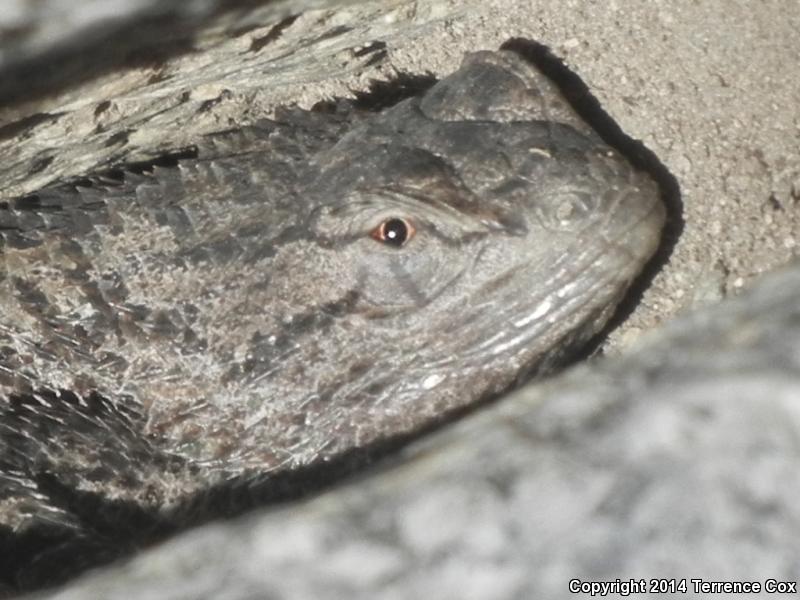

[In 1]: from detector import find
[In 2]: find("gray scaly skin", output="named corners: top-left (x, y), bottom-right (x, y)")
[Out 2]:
top-left (0, 49), bottom-right (664, 590)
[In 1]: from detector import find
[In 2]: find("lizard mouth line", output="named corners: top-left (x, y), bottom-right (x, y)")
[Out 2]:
top-left (423, 200), bottom-right (663, 371)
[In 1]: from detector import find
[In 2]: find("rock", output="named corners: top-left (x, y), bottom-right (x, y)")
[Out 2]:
top-left (35, 263), bottom-right (800, 599)
top-left (0, 0), bottom-right (457, 200)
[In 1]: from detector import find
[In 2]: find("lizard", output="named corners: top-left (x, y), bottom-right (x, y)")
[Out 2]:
top-left (0, 47), bottom-right (665, 591)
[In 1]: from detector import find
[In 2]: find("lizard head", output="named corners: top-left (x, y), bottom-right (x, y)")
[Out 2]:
top-left (0, 51), bottom-right (664, 484)
top-left (0, 45), bottom-right (667, 590)
top-left (202, 50), bottom-right (666, 473)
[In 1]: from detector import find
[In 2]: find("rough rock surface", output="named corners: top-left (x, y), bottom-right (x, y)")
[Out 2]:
top-left (35, 262), bottom-right (800, 600)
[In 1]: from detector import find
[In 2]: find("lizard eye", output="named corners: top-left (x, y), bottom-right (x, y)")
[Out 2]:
top-left (370, 217), bottom-right (415, 247)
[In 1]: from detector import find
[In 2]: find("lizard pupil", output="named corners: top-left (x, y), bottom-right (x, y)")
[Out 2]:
top-left (373, 217), bottom-right (413, 247)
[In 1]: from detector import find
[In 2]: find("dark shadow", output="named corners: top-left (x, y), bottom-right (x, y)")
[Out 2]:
top-left (0, 484), bottom-right (173, 594)
top-left (0, 395), bottom-right (446, 594)
top-left (0, 15), bottom-right (194, 109)
top-left (0, 4), bottom-right (303, 108)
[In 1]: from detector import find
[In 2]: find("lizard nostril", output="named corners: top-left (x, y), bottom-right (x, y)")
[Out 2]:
top-left (555, 198), bottom-right (575, 222)
top-left (535, 189), bottom-right (596, 232)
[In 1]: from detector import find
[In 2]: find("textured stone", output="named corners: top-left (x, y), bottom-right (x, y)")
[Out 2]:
top-left (37, 263), bottom-right (800, 599)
